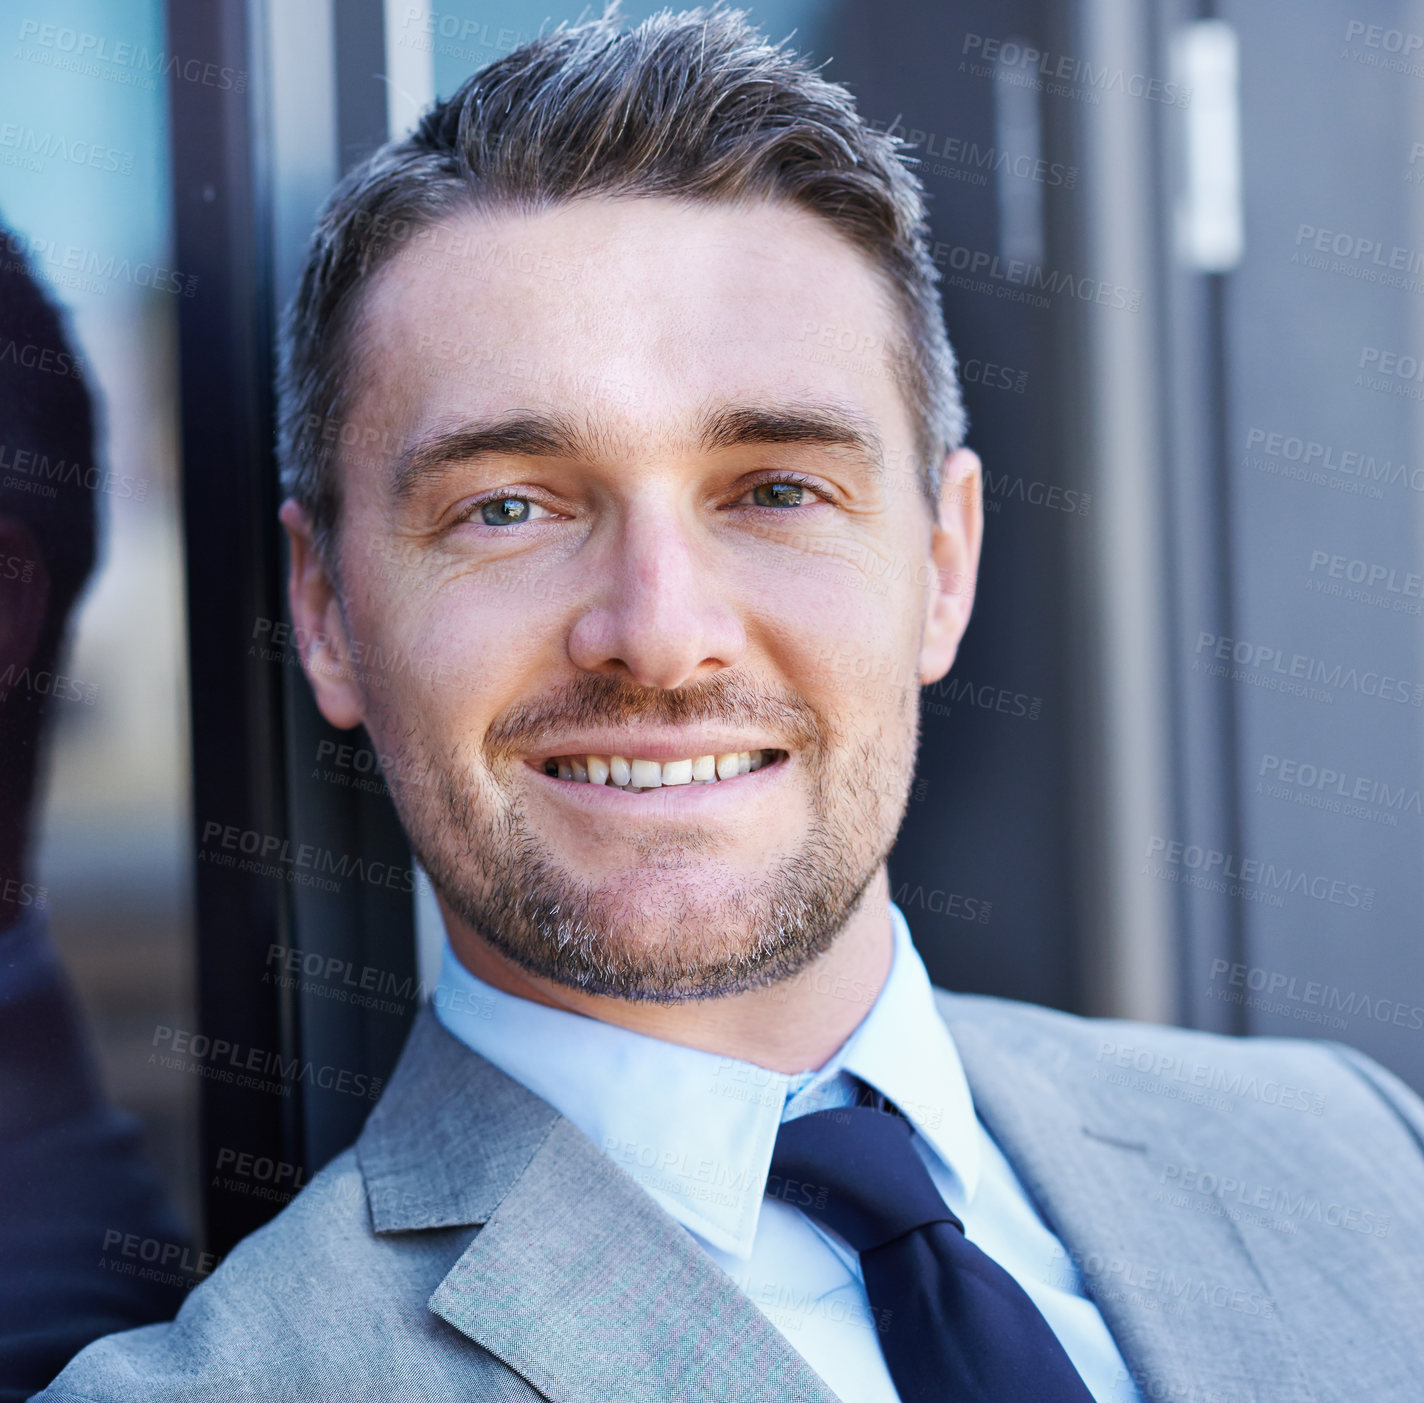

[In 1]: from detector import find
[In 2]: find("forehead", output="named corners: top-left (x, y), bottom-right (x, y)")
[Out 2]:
top-left (349, 196), bottom-right (914, 463)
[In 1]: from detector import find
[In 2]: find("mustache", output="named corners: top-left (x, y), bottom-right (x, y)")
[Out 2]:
top-left (482, 670), bottom-right (826, 759)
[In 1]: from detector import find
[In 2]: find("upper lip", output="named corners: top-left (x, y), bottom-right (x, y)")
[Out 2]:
top-left (523, 732), bottom-right (787, 765)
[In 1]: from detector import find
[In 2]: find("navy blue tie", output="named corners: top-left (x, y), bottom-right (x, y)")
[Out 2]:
top-left (769, 1098), bottom-right (1097, 1403)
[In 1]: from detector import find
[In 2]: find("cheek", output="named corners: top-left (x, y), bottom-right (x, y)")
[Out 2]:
top-left (372, 582), bottom-right (564, 733)
top-left (751, 554), bottom-right (918, 690)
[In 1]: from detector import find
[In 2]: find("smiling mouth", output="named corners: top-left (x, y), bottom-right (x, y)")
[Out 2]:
top-left (536, 749), bottom-right (787, 792)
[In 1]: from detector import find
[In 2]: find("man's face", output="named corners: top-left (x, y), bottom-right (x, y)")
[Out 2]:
top-left (284, 196), bottom-right (979, 1002)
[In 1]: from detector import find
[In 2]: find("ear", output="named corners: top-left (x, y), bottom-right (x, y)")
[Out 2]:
top-left (278, 499), bottom-right (365, 729)
top-left (0, 516), bottom-right (50, 678)
top-left (918, 447), bottom-right (982, 687)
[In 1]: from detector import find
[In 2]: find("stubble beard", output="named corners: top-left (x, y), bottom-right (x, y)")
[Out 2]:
top-left (387, 730), bottom-right (912, 1004)
top-left (367, 666), bottom-right (917, 997)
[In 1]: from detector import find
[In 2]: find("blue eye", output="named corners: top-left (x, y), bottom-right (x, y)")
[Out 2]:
top-left (479, 496), bottom-right (533, 526)
top-left (752, 480), bottom-right (815, 509)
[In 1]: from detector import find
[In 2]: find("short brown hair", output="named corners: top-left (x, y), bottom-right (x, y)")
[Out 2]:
top-left (277, 2), bottom-right (965, 567)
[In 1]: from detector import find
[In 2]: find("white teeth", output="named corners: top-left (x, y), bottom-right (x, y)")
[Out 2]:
top-left (543, 749), bottom-right (781, 789)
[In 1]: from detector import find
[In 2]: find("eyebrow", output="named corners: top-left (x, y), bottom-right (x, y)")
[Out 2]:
top-left (387, 401), bottom-right (887, 505)
top-left (697, 403), bottom-right (886, 481)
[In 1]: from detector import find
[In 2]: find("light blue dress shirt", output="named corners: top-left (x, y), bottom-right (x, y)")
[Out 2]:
top-left (433, 900), bottom-right (1145, 1403)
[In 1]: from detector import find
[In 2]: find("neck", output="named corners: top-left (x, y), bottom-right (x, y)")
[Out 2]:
top-left (444, 866), bottom-right (895, 1074)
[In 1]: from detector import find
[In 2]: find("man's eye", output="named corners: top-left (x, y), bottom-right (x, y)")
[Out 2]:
top-left (465, 495), bottom-right (554, 527)
top-left (745, 479), bottom-right (825, 509)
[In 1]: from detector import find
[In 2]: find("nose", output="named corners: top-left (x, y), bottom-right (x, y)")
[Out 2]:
top-left (566, 495), bottom-right (747, 689)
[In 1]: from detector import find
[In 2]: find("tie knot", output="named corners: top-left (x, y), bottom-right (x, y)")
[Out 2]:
top-left (768, 1103), bottom-right (962, 1253)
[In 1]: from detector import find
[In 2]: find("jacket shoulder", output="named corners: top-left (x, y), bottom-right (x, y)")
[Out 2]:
top-left (932, 986), bottom-right (1424, 1170)
top-left (31, 1148), bottom-right (490, 1401)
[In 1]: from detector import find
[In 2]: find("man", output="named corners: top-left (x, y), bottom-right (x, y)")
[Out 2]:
top-left (0, 229), bottom-right (190, 1399)
top-left (38, 6), bottom-right (1424, 1401)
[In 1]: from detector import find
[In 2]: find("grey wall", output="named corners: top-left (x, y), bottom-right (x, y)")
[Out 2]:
top-left (1210, 0), bottom-right (1424, 1088)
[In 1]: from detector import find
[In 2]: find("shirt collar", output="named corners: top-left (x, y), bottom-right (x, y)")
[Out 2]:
top-left (790, 901), bottom-right (981, 1202)
top-left (432, 899), bottom-right (980, 1259)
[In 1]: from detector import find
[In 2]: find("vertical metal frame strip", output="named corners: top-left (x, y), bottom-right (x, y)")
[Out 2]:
top-left (166, 0), bottom-right (296, 1255)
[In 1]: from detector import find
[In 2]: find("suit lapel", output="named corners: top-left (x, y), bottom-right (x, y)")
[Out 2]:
top-left (940, 998), bottom-right (1321, 1403)
top-left (359, 1008), bottom-right (839, 1403)
top-left (430, 1115), bottom-right (841, 1403)
top-left (368, 987), bottom-right (1377, 1403)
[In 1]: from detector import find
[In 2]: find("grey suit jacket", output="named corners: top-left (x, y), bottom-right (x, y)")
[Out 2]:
top-left (34, 992), bottom-right (1424, 1402)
